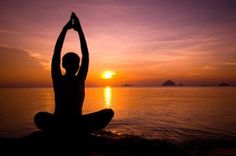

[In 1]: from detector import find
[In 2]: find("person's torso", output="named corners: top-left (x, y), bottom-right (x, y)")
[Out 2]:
top-left (54, 76), bottom-right (85, 119)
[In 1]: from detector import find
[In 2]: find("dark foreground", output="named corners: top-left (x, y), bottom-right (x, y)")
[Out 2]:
top-left (0, 131), bottom-right (235, 155)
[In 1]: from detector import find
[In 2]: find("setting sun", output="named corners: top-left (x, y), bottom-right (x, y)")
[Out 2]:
top-left (101, 71), bottom-right (116, 79)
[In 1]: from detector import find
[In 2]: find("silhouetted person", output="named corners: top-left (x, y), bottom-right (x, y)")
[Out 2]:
top-left (34, 13), bottom-right (114, 135)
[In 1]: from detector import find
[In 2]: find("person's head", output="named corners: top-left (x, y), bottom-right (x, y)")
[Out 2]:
top-left (62, 52), bottom-right (80, 76)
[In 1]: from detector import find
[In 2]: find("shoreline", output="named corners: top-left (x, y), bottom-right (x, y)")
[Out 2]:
top-left (0, 130), bottom-right (235, 155)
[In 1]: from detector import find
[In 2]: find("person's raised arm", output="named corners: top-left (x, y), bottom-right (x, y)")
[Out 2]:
top-left (52, 19), bottom-right (72, 81)
top-left (72, 13), bottom-right (89, 82)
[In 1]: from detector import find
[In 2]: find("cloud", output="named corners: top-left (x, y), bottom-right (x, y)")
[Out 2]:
top-left (225, 62), bottom-right (236, 66)
top-left (202, 65), bottom-right (218, 71)
top-left (26, 50), bottom-right (50, 70)
top-left (0, 46), bottom-right (50, 86)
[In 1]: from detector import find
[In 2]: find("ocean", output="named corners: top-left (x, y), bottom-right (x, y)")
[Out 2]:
top-left (0, 87), bottom-right (235, 142)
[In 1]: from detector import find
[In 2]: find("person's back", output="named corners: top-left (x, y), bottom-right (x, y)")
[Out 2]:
top-left (54, 75), bottom-right (84, 119)
top-left (34, 12), bottom-right (114, 134)
top-left (53, 52), bottom-right (86, 120)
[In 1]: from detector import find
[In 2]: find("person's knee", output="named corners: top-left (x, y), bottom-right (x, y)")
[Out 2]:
top-left (34, 112), bottom-right (44, 124)
top-left (105, 108), bottom-right (114, 119)
top-left (34, 112), bottom-right (52, 129)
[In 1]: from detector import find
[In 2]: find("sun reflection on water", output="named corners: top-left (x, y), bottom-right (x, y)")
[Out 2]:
top-left (104, 86), bottom-right (112, 108)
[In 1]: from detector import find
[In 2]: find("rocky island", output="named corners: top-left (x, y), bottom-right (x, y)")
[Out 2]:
top-left (161, 80), bottom-right (176, 86)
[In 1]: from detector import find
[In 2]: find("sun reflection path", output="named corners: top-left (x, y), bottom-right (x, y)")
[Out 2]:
top-left (104, 86), bottom-right (112, 108)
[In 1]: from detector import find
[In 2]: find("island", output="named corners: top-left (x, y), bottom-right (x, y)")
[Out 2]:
top-left (122, 84), bottom-right (132, 87)
top-left (218, 83), bottom-right (230, 86)
top-left (161, 80), bottom-right (176, 86)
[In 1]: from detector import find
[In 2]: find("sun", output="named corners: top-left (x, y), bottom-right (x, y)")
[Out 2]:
top-left (101, 71), bottom-right (116, 79)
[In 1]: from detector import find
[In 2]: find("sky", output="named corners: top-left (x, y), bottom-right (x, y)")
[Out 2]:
top-left (0, 0), bottom-right (236, 86)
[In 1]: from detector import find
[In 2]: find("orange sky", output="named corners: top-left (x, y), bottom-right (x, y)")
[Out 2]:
top-left (0, 0), bottom-right (236, 86)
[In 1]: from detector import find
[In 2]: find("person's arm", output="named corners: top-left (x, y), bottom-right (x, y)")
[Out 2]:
top-left (72, 13), bottom-right (89, 82)
top-left (51, 19), bottom-right (72, 81)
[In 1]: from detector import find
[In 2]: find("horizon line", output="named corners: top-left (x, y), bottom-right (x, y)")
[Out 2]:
top-left (0, 85), bottom-right (235, 88)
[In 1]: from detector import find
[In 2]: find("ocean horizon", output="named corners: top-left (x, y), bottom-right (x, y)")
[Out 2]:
top-left (0, 85), bottom-right (236, 88)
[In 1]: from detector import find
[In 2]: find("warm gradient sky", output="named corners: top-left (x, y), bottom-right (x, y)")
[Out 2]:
top-left (0, 0), bottom-right (236, 86)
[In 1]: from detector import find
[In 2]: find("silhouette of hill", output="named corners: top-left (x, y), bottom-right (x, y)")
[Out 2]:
top-left (162, 80), bottom-right (176, 86)
top-left (122, 84), bottom-right (132, 87)
top-left (218, 83), bottom-right (229, 86)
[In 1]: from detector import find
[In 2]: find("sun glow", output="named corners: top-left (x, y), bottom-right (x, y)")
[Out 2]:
top-left (101, 71), bottom-right (116, 79)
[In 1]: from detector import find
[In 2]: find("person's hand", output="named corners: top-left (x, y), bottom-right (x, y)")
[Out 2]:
top-left (64, 18), bottom-right (73, 30)
top-left (71, 12), bottom-right (82, 32)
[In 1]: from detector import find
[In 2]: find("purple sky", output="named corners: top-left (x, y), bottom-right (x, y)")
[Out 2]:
top-left (0, 0), bottom-right (236, 86)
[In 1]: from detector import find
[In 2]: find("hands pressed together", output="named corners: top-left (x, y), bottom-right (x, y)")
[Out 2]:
top-left (64, 12), bottom-right (81, 31)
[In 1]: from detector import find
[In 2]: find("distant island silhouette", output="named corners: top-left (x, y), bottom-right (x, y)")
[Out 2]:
top-left (161, 80), bottom-right (176, 86)
top-left (122, 84), bottom-right (132, 87)
top-left (218, 83), bottom-right (230, 86)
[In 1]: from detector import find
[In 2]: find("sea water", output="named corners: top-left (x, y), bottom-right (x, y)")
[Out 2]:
top-left (0, 87), bottom-right (235, 142)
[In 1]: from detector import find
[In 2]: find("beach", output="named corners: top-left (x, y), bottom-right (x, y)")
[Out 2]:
top-left (0, 130), bottom-right (235, 155)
